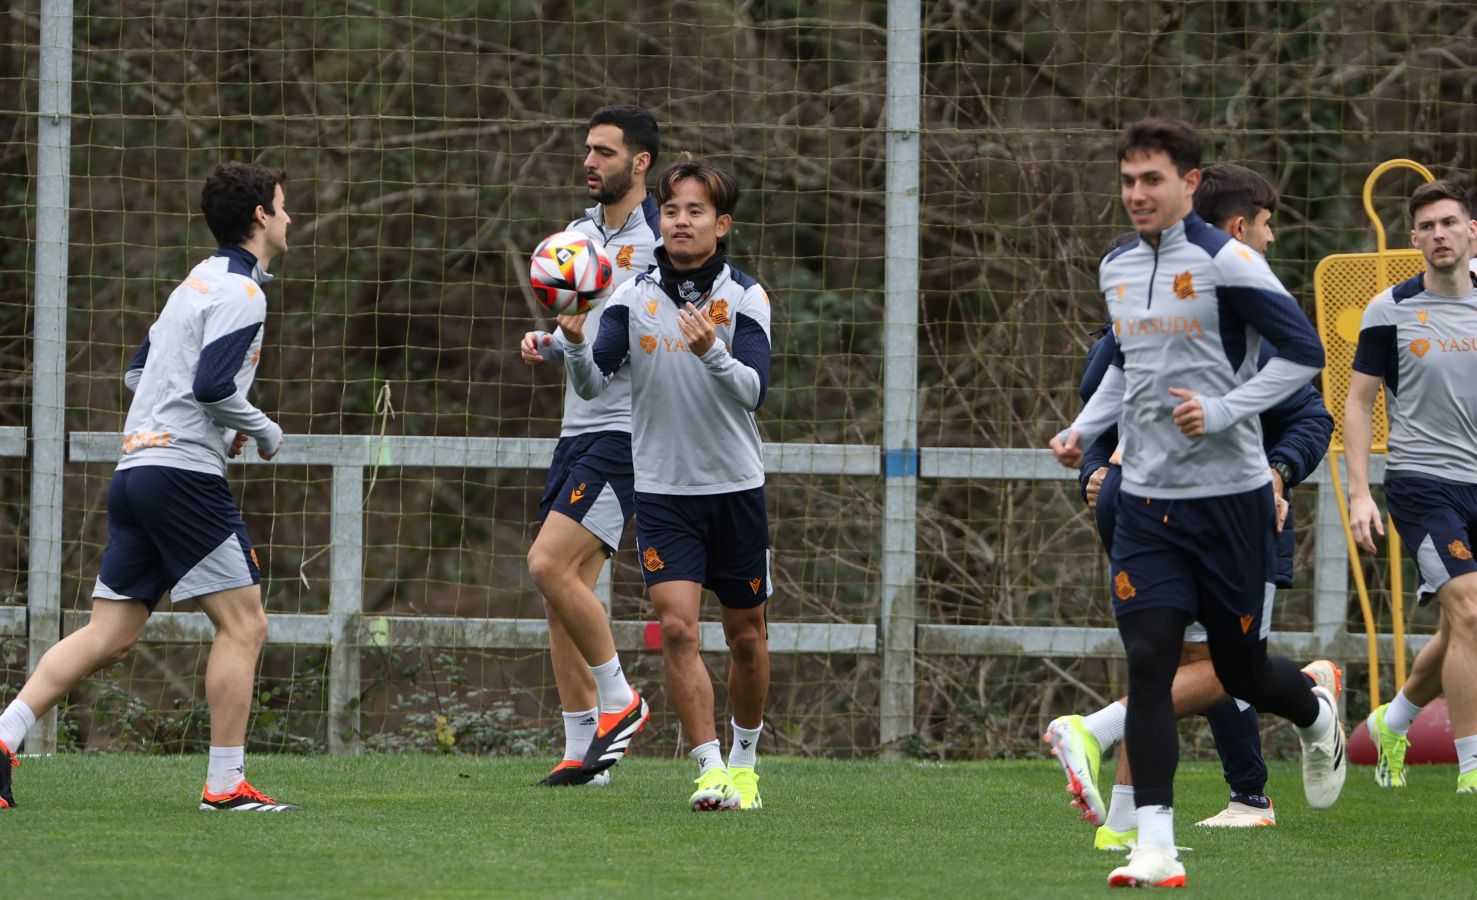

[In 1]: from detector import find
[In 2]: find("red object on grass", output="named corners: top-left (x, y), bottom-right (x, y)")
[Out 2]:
top-left (1348, 697), bottom-right (1456, 765)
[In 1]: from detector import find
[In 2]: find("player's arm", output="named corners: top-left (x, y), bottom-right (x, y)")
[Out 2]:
top-left (1344, 299), bottom-right (1396, 552)
top-left (684, 285), bottom-right (771, 411)
top-left (561, 297), bottom-right (630, 400)
top-left (193, 285), bottom-right (282, 458)
top-left (1051, 342), bottom-right (1125, 468)
top-left (1176, 257), bottom-right (1325, 436)
top-left (124, 337), bottom-right (150, 392)
top-left (1258, 339), bottom-right (1335, 489)
top-left (1075, 330), bottom-right (1117, 502)
top-left (520, 329), bottom-right (566, 366)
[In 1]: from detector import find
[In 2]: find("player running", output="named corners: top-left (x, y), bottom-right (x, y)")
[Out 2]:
top-left (519, 105), bottom-right (662, 787)
top-left (1049, 119), bottom-right (1346, 887)
top-left (1047, 165), bottom-right (1339, 849)
top-left (561, 153), bottom-right (773, 811)
top-left (1345, 179), bottom-right (1477, 796)
top-left (0, 162), bottom-right (297, 812)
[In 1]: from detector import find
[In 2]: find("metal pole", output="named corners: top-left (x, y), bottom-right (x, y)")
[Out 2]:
top-left (25, 0), bottom-right (74, 755)
top-left (879, 0), bottom-right (921, 752)
top-left (328, 465), bottom-right (364, 754)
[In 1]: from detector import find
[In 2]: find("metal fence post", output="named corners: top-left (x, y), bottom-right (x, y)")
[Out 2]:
top-left (328, 465), bottom-right (364, 754)
top-left (880, 0), bottom-right (922, 752)
top-left (25, 0), bottom-right (74, 755)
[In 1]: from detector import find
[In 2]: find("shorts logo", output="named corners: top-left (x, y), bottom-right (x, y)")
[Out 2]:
top-left (1173, 271), bottom-right (1197, 300)
top-left (1113, 570), bottom-right (1136, 602)
top-left (640, 334), bottom-right (658, 354)
top-left (749, 577), bottom-right (762, 595)
top-left (1450, 540), bottom-right (1473, 561)
top-left (1410, 338), bottom-right (1431, 358)
top-left (643, 546), bottom-right (665, 572)
top-left (710, 300), bottom-right (731, 326)
top-left (1240, 614), bottom-right (1255, 634)
top-left (645, 299), bottom-right (658, 315)
top-left (1417, 310), bottom-right (1428, 325)
top-left (616, 245), bottom-right (635, 270)
top-left (249, 548), bottom-right (260, 568)
top-left (569, 482), bottom-right (587, 505)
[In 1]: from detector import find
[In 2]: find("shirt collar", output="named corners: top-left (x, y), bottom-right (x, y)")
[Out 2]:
top-left (215, 244), bottom-right (274, 285)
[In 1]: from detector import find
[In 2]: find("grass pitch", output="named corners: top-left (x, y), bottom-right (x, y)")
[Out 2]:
top-left (3, 754), bottom-right (1469, 898)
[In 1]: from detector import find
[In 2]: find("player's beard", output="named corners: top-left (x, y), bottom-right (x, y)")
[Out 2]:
top-left (589, 159), bottom-right (636, 205)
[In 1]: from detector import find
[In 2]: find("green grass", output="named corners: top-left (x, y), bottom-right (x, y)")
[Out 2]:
top-left (3, 754), bottom-right (1471, 897)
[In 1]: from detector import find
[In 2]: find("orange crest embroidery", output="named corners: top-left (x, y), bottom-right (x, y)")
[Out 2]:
top-left (1240, 614), bottom-right (1255, 634)
top-left (569, 482), bottom-right (587, 505)
top-left (616, 245), bottom-right (635, 270)
top-left (1410, 338), bottom-right (1431, 358)
top-left (1113, 571), bottom-right (1136, 602)
top-left (1173, 271), bottom-right (1196, 300)
top-left (749, 577), bottom-right (762, 595)
top-left (1450, 540), bottom-right (1473, 561)
top-left (640, 335), bottom-right (657, 354)
top-left (643, 546), bottom-right (665, 572)
top-left (1417, 310), bottom-right (1429, 325)
top-left (710, 300), bottom-right (731, 326)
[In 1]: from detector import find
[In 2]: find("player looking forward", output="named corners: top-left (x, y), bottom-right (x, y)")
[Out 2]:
top-left (1345, 179), bottom-right (1477, 796)
top-left (1048, 118), bottom-right (1346, 887)
top-left (0, 162), bottom-right (296, 812)
top-left (562, 153), bottom-right (774, 811)
top-left (519, 105), bottom-right (662, 786)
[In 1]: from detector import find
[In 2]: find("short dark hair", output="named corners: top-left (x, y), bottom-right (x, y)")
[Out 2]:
top-left (655, 152), bottom-right (739, 217)
top-left (1116, 117), bottom-right (1202, 176)
top-left (1194, 163), bottom-right (1278, 229)
top-left (201, 162), bottom-right (286, 246)
top-left (1408, 179), bottom-right (1472, 221)
top-left (588, 105), bottom-right (660, 164)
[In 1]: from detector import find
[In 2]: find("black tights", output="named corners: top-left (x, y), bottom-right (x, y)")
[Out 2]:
top-left (1117, 607), bottom-right (1320, 808)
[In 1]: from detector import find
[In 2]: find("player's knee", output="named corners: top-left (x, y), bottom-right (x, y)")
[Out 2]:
top-left (222, 604), bottom-right (269, 649)
top-left (1442, 590), bottom-right (1477, 644)
top-left (658, 614), bottom-right (699, 653)
top-left (99, 629), bottom-right (139, 664)
top-left (526, 544), bottom-right (571, 592)
top-left (726, 624), bottom-right (764, 665)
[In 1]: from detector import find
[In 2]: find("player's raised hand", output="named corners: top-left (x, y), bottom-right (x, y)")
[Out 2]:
top-left (1168, 387), bottom-right (1206, 437)
top-left (678, 302), bottom-right (716, 356)
top-left (226, 431), bottom-right (249, 459)
top-left (556, 313), bottom-right (588, 344)
top-left (520, 331), bottom-right (551, 365)
top-left (1348, 493), bottom-right (1385, 553)
top-left (1049, 431), bottom-right (1083, 468)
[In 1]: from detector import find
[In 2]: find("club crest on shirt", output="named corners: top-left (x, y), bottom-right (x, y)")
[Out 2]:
top-left (643, 546), bottom-right (665, 572)
top-left (1114, 570), bottom-right (1136, 601)
top-left (616, 245), bottom-right (635, 270)
top-left (640, 334), bottom-right (657, 354)
top-left (710, 300), bottom-right (731, 326)
top-left (1173, 271), bottom-right (1197, 300)
top-left (1450, 540), bottom-right (1473, 561)
top-left (1410, 338), bottom-right (1431, 358)
top-left (677, 280), bottom-right (704, 304)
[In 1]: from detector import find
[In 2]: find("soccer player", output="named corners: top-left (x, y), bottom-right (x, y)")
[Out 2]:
top-left (561, 153), bottom-right (772, 811)
top-left (519, 105), bottom-right (661, 787)
top-left (0, 162), bottom-right (296, 811)
top-left (1048, 165), bottom-right (1339, 850)
top-left (1345, 179), bottom-right (1477, 795)
top-left (1049, 118), bottom-right (1346, 887)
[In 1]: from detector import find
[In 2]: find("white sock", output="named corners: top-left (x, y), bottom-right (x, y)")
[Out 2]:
top-left (1083, 701), bottom-right (1127, 752)
top-left (1105, 784), bottom-right (1138, 832)
top-left (589, 655), bottom-right (635, 714)
top-left (205, 746), bottom-right (246, 794)
top-left (690, 739), bottom-right (723, 775)
top-left (562, 708), bottom-right (597, 762)
top-left (0, 699), bottom-right (37, 752)
top-left (728, 719), bottom-right (763, 769)
top-left (1384, 690), bottom-right (1423, 735)
top-left (1137, 804), bottom-right (1175, 850)
top-left (1295, 691), bottom-right (1334, 741)
top-left (1456, 734), bottom-right (1477, 778)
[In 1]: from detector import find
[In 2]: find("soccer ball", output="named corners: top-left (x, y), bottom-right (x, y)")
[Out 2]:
top-left (529, 231), bottom-right (613, 315)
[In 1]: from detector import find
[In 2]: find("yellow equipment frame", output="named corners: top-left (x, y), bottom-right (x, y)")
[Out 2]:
top-left (1311, 159), bottom-right (1433, 707)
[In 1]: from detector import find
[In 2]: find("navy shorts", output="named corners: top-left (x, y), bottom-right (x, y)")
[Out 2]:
top-left (634, 488), bottom-right (772, 609)
top-left (539, 431), bottom-right (636, 553)
top-left (1384, 473), bottom-right (1477, 604)
top-left (93, 465), bottom-right (260, 611)
top-left (1109, 485), bottom-right (1277, 644)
